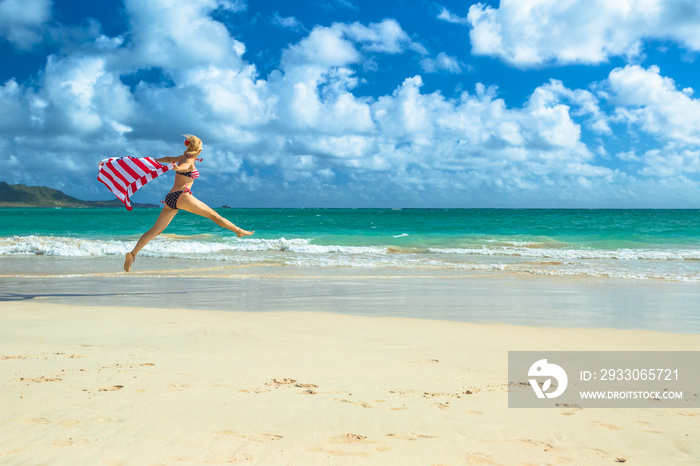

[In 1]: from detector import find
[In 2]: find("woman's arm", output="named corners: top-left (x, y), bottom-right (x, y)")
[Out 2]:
top-left (162, 155), bottom-right (196, 171)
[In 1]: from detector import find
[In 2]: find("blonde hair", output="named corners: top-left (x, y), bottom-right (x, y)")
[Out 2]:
top-left (182, 134), bottom-right (203, 156)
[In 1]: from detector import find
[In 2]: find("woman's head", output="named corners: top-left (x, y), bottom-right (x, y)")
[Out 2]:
top-left (182, 134), bottom-right (202, 155)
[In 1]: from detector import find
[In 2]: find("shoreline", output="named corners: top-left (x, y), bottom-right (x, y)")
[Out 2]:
top-left (1, 301), bottom-right (699, 464)
top-left (2, 270), bottom-right (699, 333)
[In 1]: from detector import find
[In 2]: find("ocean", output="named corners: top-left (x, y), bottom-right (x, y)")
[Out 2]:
top-left (2, 208), bottom-right (699, 281)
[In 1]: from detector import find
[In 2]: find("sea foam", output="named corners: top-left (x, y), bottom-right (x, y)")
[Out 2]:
top-left (2, 235), bottom-right (699, 282)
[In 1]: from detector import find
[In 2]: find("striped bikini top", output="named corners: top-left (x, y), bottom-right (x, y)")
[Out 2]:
top-left (176, 169), bottom-right (199, 180)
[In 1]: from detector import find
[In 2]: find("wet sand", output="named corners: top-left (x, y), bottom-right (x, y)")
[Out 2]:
top-left (2, 270), bottom-right (700, 332)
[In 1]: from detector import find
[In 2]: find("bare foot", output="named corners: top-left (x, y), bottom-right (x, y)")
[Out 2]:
top-left (236, 229), bottom-right (254, 238)
top-left (124, 252), bottom-right (135, 272)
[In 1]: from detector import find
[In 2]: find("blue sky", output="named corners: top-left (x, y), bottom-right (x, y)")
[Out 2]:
top-left (2, 0), bottom-right (700, 207)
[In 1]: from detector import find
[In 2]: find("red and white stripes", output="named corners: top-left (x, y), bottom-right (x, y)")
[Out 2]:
top-left (97, 157), bottom-right (172, 210)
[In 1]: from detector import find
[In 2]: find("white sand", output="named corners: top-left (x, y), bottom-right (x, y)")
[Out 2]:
top-left (1, 301), bottom-right (699, 465)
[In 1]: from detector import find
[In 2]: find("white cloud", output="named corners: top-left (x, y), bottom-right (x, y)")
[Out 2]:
top-left (420, 52), bottom-right (462, 74)
top-left (607, 65), bottom-right (700, 146)
top-left (343, 19), bottom-right (421, 54)
top-left (436, 7), bottom-right (470, 25)
top-left (639, 149), bottom-right (700, 177)
top-left (272, 19), bottom-right (422, 138)
top-left (123, 0), bottom-right (246, 73)
top-left (271, 13), bottom-right (306, 32)
top-left (533, 80), bottom-right (611, 135)
top-left (367, 75), bottom-right (607, 199)
top-left (40, 55), bottom-right (135, 135)
top-left (281, 19), bottom-right (424, 72)
top-left (2, 3), bottom-right (700, 206)
top-left (0, 0), bottom-right (51, 49)
top-left (217, 0), bottom-right (246, 12)
top-left (603, 64), bottom-right (700, 178)
top-left (467, 0), bottom-right (700, 67)
top-left (0, 79), bottom-right (31, 132)
top-left (281, 25), bottom-right (361, 70)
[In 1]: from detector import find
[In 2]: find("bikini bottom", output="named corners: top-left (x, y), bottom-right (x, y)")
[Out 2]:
top-left (163, 186), bottom-right (191, 209)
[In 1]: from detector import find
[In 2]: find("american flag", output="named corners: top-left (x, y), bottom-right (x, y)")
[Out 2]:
top-left (97, 157), bottom-right (172, 210)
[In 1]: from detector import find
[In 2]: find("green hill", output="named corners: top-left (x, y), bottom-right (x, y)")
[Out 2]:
top-left (0, 182), bottom-right (158, 208)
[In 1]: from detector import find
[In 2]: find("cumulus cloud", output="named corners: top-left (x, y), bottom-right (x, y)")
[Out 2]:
top-left (436, 7), bottom-right (469, 25)
top-left (465, 0), bottom-right (700, 67)
top-left (0, 0), bottom-right (51, 49)
top-left (637, 149), bottom-right (700, 177)
top-left (217, 0), bottom-right (246, 12)
top-left (2, 1), bottom-right (700, 206)
top-left (41, 54), bottom-right (135, 134)
top-left (271, 13), bottom-right (306, 32)
top-left (606, 65), bottom-right (700, 178)
top-left (280, 19), bottom-right (424, 72)
top-left (420, 52), bottom-right (462, 73)
top-left (271, 19), bottom-right (422, 137)
top-left (123, 0), bottom-right (246, 73)
top-left (607, 65), bottom-right (700, 145)
top-left (281, 25), bottom-right (361, 69)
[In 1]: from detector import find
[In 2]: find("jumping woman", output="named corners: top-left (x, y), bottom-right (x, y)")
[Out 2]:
top-left (124, 134), bottom-right (253, 272)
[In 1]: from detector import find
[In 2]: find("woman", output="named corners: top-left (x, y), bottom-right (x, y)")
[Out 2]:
top-left (124, 134), bottom-right (253, 272)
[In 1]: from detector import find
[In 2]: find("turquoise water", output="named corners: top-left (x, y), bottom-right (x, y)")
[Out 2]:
top-left (2, 208), bottom-right (700, 281)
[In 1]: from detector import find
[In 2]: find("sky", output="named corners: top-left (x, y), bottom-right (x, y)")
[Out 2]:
top-left (2, 0), bottom-right (700, 208)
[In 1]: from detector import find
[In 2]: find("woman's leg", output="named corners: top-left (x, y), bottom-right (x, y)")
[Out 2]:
top-left (124, 207), bottom-right (179, 272)
top-left (176, 193), bottom-right (253, 237)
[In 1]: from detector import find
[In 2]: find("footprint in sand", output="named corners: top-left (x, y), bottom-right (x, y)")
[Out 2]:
top-left (308, 434), bottom-right (392, 457)
top-left (52, 438), bottom-right (90, 447)
top-left (390, 389), bottom-right (475, 400)
top-left (257, 378), bottom-right (320, 394)
top-left (267, 378), bottom-right (297, 386)
top-left (213, 431), bottom-right (283, 443)
top-left (514, 439), bottom-right (555, 451)
top-left (107, 363), bottom-right (155, 374)
top-left (17, 376), bottom-right (62, 383)
top-left (295, 382), bottom-right (319, 394)
top-left (592, 421), bottom-right (620, 431)
top-left (386, 432), bottom-right (437, 441)
top-left (239, 387), bottom-right (271, 394)
top-left (432, 401), bottom-right (450, 410)
top-left (57, 419), bottom-right (81, 427)
top-left (97, 385), bottom-right (124, 392)
top-left (22, 418), bottom-right (52, 425)
top-left (465, 451), bottom-right (499, 465)
top-left (480, 438), bottom-right (555, 452)
top-left (169, 453), bottom-right (255, 463)
top-left (336, 398), bottom-right (374, 409)
top-left (340, 433), bottom-right (366, 442)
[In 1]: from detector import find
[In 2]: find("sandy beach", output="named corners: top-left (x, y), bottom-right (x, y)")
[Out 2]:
top-left (1, 274), bottom-right (699, 465)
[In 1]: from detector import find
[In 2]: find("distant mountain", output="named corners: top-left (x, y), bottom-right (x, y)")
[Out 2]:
top-left (0, 182), bottom-right (158, 208)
